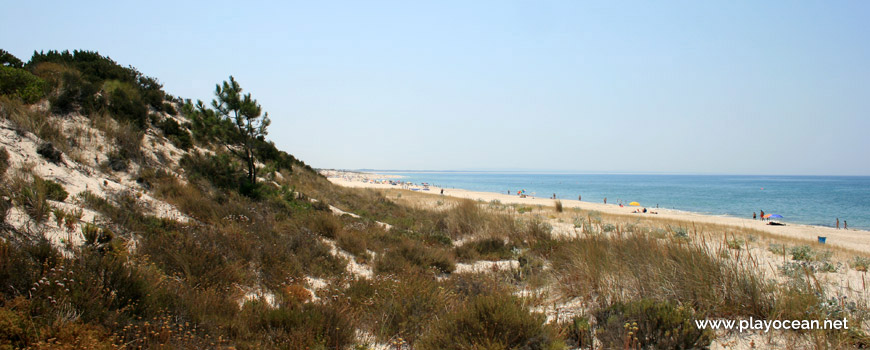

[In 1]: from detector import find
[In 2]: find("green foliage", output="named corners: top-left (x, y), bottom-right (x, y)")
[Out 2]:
top-left (455, 237), bottom-right (513, 261)
top-left (107, 86), bottom-right (148, 128)
top-left (559, 315), bottom-right (593, 349)
top-left (28, 50), bottom-right (167, 117)
top-left (595, 299), bottom-right (712, 349)
top-left (208, 76), bottom-right (271, 184)
top-left (156, 117), bottom-right (192, 150)
top-left (42, 178), bottom-right (68, 202)
top-left (0, 147), bottom-right (8, 178)
top-left (376, 239), bottom-right (455, 274)
top-left (10, 174), bottom-right (53, 224)
top-left (418, 293), bottom-right (563, 350)
top-left (726, 238), bottom-right (744, 250)
top-left (180, 151), bottom-right (245, 191)
top-left (0, 66), bottom-right (47, 104)
top-left (851, 256), bottom-right (870, 272)
top-left (244, 301), bottom-right (354, 349)
top-left (49, 70), bottom-right (100, 115)
top-left (0, 49), bottom-right (23, 68)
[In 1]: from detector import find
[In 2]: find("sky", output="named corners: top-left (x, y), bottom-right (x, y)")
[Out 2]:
top-left (2, 1), bottom-right (869, 175)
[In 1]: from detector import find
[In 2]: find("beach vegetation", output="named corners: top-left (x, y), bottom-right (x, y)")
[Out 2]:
top-left (0, 66), bottom-right (47, 104)
top-left (726, 238), bottom-right (744, 250)
top-left (851, 256), bottom-right (870, 272)
top-left (594, 299), bottom-right (712, 349)
top-left (417, 293), bottom-right (564, 350)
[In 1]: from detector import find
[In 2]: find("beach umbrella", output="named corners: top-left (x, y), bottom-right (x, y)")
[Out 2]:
top-left (629, 202), bottom-right (640, 206)
top-left (763, 214), bottom-right (771, 219)
top-left (769, 214), bottom-right (783, 219)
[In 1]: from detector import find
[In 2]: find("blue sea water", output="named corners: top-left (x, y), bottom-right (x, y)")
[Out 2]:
top-left (378, 172), bottom-right (870, 230)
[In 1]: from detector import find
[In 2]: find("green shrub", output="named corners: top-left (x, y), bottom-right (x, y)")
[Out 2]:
top-left (50, 70), bottom-right (99, 115)
top-left (790, 245), bottom-right (814, 261)
top-left (156, 117), bottom-right (192, 150)
top-left (559, 315), bottom-right (593, 349)
top-left (418, 293), bottom-right (563, 350)
top-left (43, 179), bottom-right (68, 202)
top-left (594, 299), bottom-right (712, 349)
top-left (455, 237), bottom-right (513, 261)
top-left (0, 49), bottom-right (23, 68)
top-left (726, 238), bottom-right (744, 250)
top-left (0, 146), bottom-right (8, 177)
top-left (377, 239), bottom-right (455, 274)
top-left (245, 301), bottom-right (354, 349)
top-left (851, 256), bottom-right (870, 272)
top-left (181, 151), bottom-right (244, 191)
top-left (107, 87), bottom-right (147, 129)
top-left (11, 175), bottom-right (51, 224)
top-left (309, 211), bottom-right (342, 239)
top-left (768, 243), bottom-right (786, 255)
top-left (0, 66), bottom-right (46, 104)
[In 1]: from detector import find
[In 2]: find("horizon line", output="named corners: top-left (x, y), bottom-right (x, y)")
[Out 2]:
top-left (319, 168), bottom-right (870, 177)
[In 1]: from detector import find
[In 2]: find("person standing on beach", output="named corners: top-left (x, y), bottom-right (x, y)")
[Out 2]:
top-left (578, 194), bottom-right (581, 201)
top-left (753, 212), bottom-right (756, 220)
top-left (836, 218), bottom-right (840, 229)
top-left (440, 189), bottom-right (444, 195)
top-left (604, 197), bottom-right (607, 204)
top-left (760, 210), bottom-right (764, 221)
top-left (844, 221), bottom-right (847, 230)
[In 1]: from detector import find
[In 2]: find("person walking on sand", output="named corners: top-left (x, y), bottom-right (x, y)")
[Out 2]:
top-left (836, 218), bottom-right (840, 229)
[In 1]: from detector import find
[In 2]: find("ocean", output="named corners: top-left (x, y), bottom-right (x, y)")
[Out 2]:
top-left (378, 172), bottom-right (870, 230)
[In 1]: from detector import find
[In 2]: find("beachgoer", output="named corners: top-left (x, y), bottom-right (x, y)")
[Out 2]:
top-left (604, 197), bottom-right (607, 204)
top-left (760, 210), bottom-right (764, 221)
top-left (553, 193), bottom-right (556, 199)
top-left (643, 208), bottom-right (647, 213)
top-left (440, 189), bottom-right (444, 195)
top-left (836, 218), bottom-right (840, 229)
top-left (578, 194), bottom-right (581, 201)
top-left (753, 212), bottom-right (756, 220)
top-left (844, 221), bottom-right (847, 230)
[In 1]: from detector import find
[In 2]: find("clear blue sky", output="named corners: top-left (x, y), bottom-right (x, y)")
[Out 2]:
top-left (3, 1), bottom-right (869, 175)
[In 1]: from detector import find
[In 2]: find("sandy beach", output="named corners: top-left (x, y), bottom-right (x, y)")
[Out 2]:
top-left (324, 170), bottom-right (870, 254)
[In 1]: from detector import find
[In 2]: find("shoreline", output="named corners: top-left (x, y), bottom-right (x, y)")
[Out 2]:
top-left (323, 170), bottom-right (870, 254)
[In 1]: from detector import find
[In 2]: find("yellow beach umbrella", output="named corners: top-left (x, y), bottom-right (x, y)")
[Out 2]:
top-left (629, 201), bottom-right (640, 206)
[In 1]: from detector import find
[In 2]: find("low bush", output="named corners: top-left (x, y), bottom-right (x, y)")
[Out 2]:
top-left (376, 239), bottom-right (455, 274)
top-left (0, 66), bottom-right (46, 104)
top-left (0, 146), bottom-right (8, 177)
top-left (36, 142), bottom-right (63, 164)
top-left (558, 315), bottom-right (593, 349)
top-left (455, 237), bottom-right (513, 261)
top-left (243, 300), bottom-right (355, 349)
top-left (851, 256), bottom-right (870, 272)
top-left (181, 151), bottom-right (244, 191)
top-left (594, 299), bottom-right (712, 349)
top-left (417, 293), bottom-right (563, 350)
top-left (10, 174), bottom-right (52, 224)
top-left (156, 117), bottom-right (192, 150)
top-left (107, 88), bottom-right (148, 129)
top-left (42, 178), bottom-right (68, 202)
